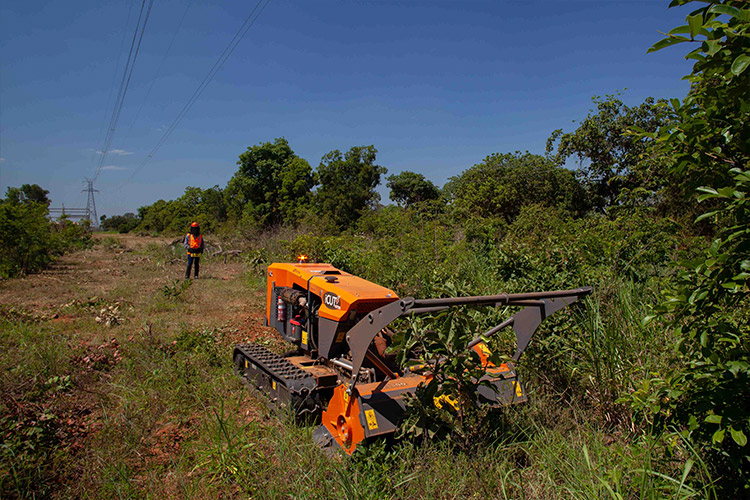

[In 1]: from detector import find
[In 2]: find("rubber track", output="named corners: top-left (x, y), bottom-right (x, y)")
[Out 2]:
top-left (234, 343), bottom-right (316, 395)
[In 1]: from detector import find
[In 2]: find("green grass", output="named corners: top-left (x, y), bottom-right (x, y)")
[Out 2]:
top-left (0, 318), bottom-right (713, 500)
top-left (0, 234), bottom-right (718, 499)
top-left (0, 320), bottom-right (76, 498)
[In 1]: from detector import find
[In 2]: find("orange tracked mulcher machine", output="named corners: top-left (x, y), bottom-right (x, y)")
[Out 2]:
top-left (233, 261), bottom-right (591, 455)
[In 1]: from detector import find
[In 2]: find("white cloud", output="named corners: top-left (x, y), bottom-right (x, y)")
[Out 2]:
top-left (96, 149), bottom-right (133, 156)
top-left (0, 157), bottom-right (5, 163)
top-left (101, 165), bottom-right (129, 171)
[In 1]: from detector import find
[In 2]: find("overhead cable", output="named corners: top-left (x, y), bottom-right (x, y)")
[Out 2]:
top-left (126, 0), bottom-right (194, 135)
top-left (89, 0), bottom-right (138, 173)
top-left (122, 0), bottom-right (272, 185)
top-left (93, 0), bottom-right (155, 182)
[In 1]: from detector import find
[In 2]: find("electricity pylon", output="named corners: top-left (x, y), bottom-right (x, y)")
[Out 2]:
top-left (83, 179), bottom-right (99, 228)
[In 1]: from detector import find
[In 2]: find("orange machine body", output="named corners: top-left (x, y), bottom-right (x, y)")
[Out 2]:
top-left (266, 262), bottom-right (398, 323)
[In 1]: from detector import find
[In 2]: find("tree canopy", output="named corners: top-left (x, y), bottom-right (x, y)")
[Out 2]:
top-left (387, 171), bottom-right (441, 207)
top-left (546, 95), bottom-right (672, 210)
top-left (315, 145), bottom-right (387, 230)
top-left (224, 138), bottom-right (314, 228)
top-left (445, 151), bottom-right (588, 222)
top-left (5, 184), bottom-right (51, 206)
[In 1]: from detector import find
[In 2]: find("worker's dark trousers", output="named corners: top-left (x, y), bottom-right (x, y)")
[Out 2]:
top-left (185, 255), bottom-right (200, 279)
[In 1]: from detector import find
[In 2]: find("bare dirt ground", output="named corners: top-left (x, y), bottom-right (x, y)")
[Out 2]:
top-left (0, 233), bottom-right (282, 498)
top-left (1, 233), bottom-right (270, 337)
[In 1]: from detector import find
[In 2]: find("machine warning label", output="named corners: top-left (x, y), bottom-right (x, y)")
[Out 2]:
top-left (301, 330), bottom-right (308, 346)
top-left (365, 409), bottom-right (378, 430)
top-left (272, 380), bottom-right (277, 391)
top-left (512, 381), bottom-right (523, 398)
top-left (477, 343), bottom-right (491, 357)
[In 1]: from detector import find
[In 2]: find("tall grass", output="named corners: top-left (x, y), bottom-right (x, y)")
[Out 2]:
top-left (564, 281), bottom-right (669, 428)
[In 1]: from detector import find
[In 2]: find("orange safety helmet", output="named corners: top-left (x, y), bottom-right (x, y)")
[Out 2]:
top-left (190, 222), bottom-right (199, 227)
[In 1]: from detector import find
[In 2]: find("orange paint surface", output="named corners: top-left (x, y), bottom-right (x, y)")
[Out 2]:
top-left (322, 385), bottom-right (367, 455)
top-left (266, 263), bottom-right (398, 322)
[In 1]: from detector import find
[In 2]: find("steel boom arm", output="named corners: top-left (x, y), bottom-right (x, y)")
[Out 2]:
top-left (345, 287), bottom-right (592, 392)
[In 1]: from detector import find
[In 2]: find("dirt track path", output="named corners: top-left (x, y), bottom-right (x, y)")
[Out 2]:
top-left (0, 233), bottom-right (271, 339)
top-left (2, 234), bottom-right (168, 309)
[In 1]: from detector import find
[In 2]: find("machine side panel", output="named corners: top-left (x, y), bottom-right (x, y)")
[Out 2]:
top-left (318, 317), bottom-right (342, 358)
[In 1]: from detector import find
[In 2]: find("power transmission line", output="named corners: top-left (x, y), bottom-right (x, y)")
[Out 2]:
top-left (93, 0), bottom-right (155, 182)
top-left (93, 0), bottom-right (148, 178)
top-left (126, 0), bottom-right (194, 135)
top-left (94, 0), bottom-right (154, 181)
top-left (120, 0), bottom-right (271, 186)
top-left (89, 0), bottom-right (139, 174)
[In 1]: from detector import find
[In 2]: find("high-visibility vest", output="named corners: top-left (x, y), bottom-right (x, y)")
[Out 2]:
top-left (187, 234), bottom-right (202, 250)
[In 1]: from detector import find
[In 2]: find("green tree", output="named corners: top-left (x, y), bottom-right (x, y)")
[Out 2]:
top-left (5, 184), bottom-right (51, 206)
top-left (177, 185), bottom-right (227, 231)
top-left (627, 1), bottom-right (750, 493)
top-left (197, 185), bottom-right (227, 225)
top-left (387, 171), bottom-right (441, 207)
top-left (224, 138), bottom-right (314, 228)
top-left (315, 145), bottom-right (387, 230)
top-left (138, 199), bottom-right (182, 233)
top-left (0, 186), bottom-right (89, 277)
top-left (0, 194), bottom-right (52, 276)
top-left (445, 151), bottom-right (587, 222)
top-left (546, 95), bottom-right (672, 210)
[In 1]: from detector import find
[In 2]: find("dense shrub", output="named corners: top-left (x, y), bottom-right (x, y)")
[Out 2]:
top-left (0, 187), bottom-right (91, 278)
top-left (623, 2), bottom-right (750, 494)
top-left (100, 213), bottom-right (139, 233)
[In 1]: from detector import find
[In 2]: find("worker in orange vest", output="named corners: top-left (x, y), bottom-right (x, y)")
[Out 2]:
top-left (184, 222), bottom-right (204, 279)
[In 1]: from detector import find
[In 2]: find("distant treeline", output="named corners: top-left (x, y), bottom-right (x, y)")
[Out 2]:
top-left (116, 94), bottom-right (700, 237)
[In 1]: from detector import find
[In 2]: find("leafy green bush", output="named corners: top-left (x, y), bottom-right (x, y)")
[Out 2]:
top-left (624, 2), bottom-right (750, 494)
top-left (445, 151), bottom-right (589, 222)
top-left (0, 198), bottom-right (53, 277)
top-left (394, 306), bottom-right (502, 450)
top-left (629, 169), bottom-right (750, 490)
top-left (0, 188), bottom-right (91, 278)
top-left (100, 213), bottom-right (139, 233)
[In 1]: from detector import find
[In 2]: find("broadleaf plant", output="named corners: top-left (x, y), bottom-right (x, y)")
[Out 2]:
top-left (625, 1), bottom-right (750, 493)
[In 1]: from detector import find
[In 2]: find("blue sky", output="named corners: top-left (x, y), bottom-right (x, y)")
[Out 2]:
top-left (1, 0), bottom-right (693, 217)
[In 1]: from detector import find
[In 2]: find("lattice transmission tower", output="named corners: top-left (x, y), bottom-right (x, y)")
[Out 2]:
top-left (83, 179), bottom-right (99, 228)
